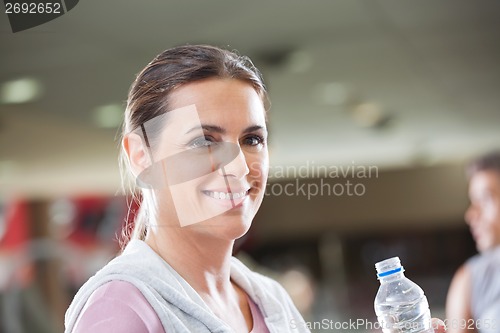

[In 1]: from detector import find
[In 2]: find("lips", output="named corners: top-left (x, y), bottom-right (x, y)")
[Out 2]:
top-left (203, 189), bottom-right (250, 200)
top-left (470, 227), bottom-right (482, 242)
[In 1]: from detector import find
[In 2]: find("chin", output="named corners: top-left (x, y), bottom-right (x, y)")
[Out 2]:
top-left (187, 214), bottom-right (253, 240)
top-left (218, 216), bottom-right (252, 240)
top-left (477, 242), bottom-right (492, 253)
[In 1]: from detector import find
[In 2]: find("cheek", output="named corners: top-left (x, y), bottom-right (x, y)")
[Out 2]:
top-left (249, 152), bottom-right (269, 182)
top-left (483, 202), bottom-right (500, 222)
top-left (491, 205), bottom-right (500, 226)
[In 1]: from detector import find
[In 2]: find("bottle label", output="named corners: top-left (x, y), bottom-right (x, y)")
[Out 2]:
top-left (377, 267), bottom-right (402, 277)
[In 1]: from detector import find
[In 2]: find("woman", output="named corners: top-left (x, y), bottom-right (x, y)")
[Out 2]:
top-left (64, 45), bottom-right (447, 333)
top-left (64, 45), bottom-right (309, 333)
top-left (446, 151), bottom-right (500, 333)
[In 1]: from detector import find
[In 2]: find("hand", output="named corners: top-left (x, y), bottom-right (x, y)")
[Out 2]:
top-left (432, 318), bottom-right (447, 333)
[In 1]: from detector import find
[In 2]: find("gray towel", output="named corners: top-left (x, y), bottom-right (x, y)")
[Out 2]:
top-left (64, 240), bottom-right (310, 333)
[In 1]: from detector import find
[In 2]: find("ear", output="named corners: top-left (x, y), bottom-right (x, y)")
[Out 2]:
top-left (123, 132), bottom-right (151, 176)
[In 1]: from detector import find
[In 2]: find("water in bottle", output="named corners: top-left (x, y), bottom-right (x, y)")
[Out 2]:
top-left (374, 257), bottom-right (434, 333)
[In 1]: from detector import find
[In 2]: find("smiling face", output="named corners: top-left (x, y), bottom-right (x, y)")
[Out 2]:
top-left (144, 78), bottom-right (268, 239)
top-left (465, 170), bottom-right (500, 253)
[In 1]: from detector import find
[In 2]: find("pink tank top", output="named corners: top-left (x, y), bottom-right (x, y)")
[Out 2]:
top-left (74, 280), bottom-right (270, 333)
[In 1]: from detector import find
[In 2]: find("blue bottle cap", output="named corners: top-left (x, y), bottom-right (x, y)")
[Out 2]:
top-left (375, 256), bottom-right (404, 278)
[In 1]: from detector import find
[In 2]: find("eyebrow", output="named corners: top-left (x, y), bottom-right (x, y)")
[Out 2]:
top-left (243, 125), bottom-right (266, 134)
top-left (186, 124), bottom-right (266, 135)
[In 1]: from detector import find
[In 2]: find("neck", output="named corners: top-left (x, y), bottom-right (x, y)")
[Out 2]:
top-left (144, 220), bottom-right (254, 332)
top-left (145, 226), bottom-right (235, 295)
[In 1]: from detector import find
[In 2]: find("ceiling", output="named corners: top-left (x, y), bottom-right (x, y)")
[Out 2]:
top-left (1, 0), bottom-right (500, 198)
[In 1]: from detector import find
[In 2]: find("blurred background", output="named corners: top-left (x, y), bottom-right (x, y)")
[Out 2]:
top-left (1, 1), bottom-right (500, 332)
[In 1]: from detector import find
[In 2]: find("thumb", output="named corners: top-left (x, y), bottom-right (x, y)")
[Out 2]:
top-left (431, 318), bottom-right (447, 333)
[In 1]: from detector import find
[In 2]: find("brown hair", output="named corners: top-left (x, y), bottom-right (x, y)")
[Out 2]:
top-left (467, 150), bottom-right (500, 179)
top-left (119, 45), bottom-right (268, 247)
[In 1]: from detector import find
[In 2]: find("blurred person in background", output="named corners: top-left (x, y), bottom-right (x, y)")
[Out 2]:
top-left (64, 45), bottom-right (309, 333)
top-left (446, 151), bottom-right (500, 333)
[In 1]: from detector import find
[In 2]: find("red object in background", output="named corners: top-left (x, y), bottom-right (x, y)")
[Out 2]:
top-left (0, 199), bottom-right (30, 249)
top-left (66, 196), bottom-right (113, 247)
top-left (0, 196), bottom-right (135, 250)
top-left (0, 196), bottom-right (136, 292)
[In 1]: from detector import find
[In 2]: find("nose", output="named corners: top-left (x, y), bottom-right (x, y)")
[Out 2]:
top-left (219, 146), bottom-right (249, 179)
top-left (465, 204), bottom-right (477, 226)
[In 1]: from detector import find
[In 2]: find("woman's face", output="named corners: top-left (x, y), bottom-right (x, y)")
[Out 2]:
top-left (143, 78), bottom-right (268, 239)
top-left (465, 170), bottom-right (500, 253)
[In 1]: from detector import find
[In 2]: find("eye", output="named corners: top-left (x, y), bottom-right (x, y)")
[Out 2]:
top-left (189, 136), bottom-right (217, 149)
top-left (242, 135), bottom-right (265, 150)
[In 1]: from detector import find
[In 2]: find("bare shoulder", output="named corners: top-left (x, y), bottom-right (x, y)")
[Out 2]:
top-left (446, 264), bottom-right (475, 333)
top-left (449, 264), bottom-right (471, 293)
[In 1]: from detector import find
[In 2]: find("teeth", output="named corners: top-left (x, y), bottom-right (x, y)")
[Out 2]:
top-left (206, 190), bottom-right (248, 200)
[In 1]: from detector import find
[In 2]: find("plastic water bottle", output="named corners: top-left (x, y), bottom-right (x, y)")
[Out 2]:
top-left (374, 257), bottom-right (434, 333)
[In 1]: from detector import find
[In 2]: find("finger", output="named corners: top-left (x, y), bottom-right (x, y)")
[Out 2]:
top-left (431, 318), bottom-right (447, 333)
